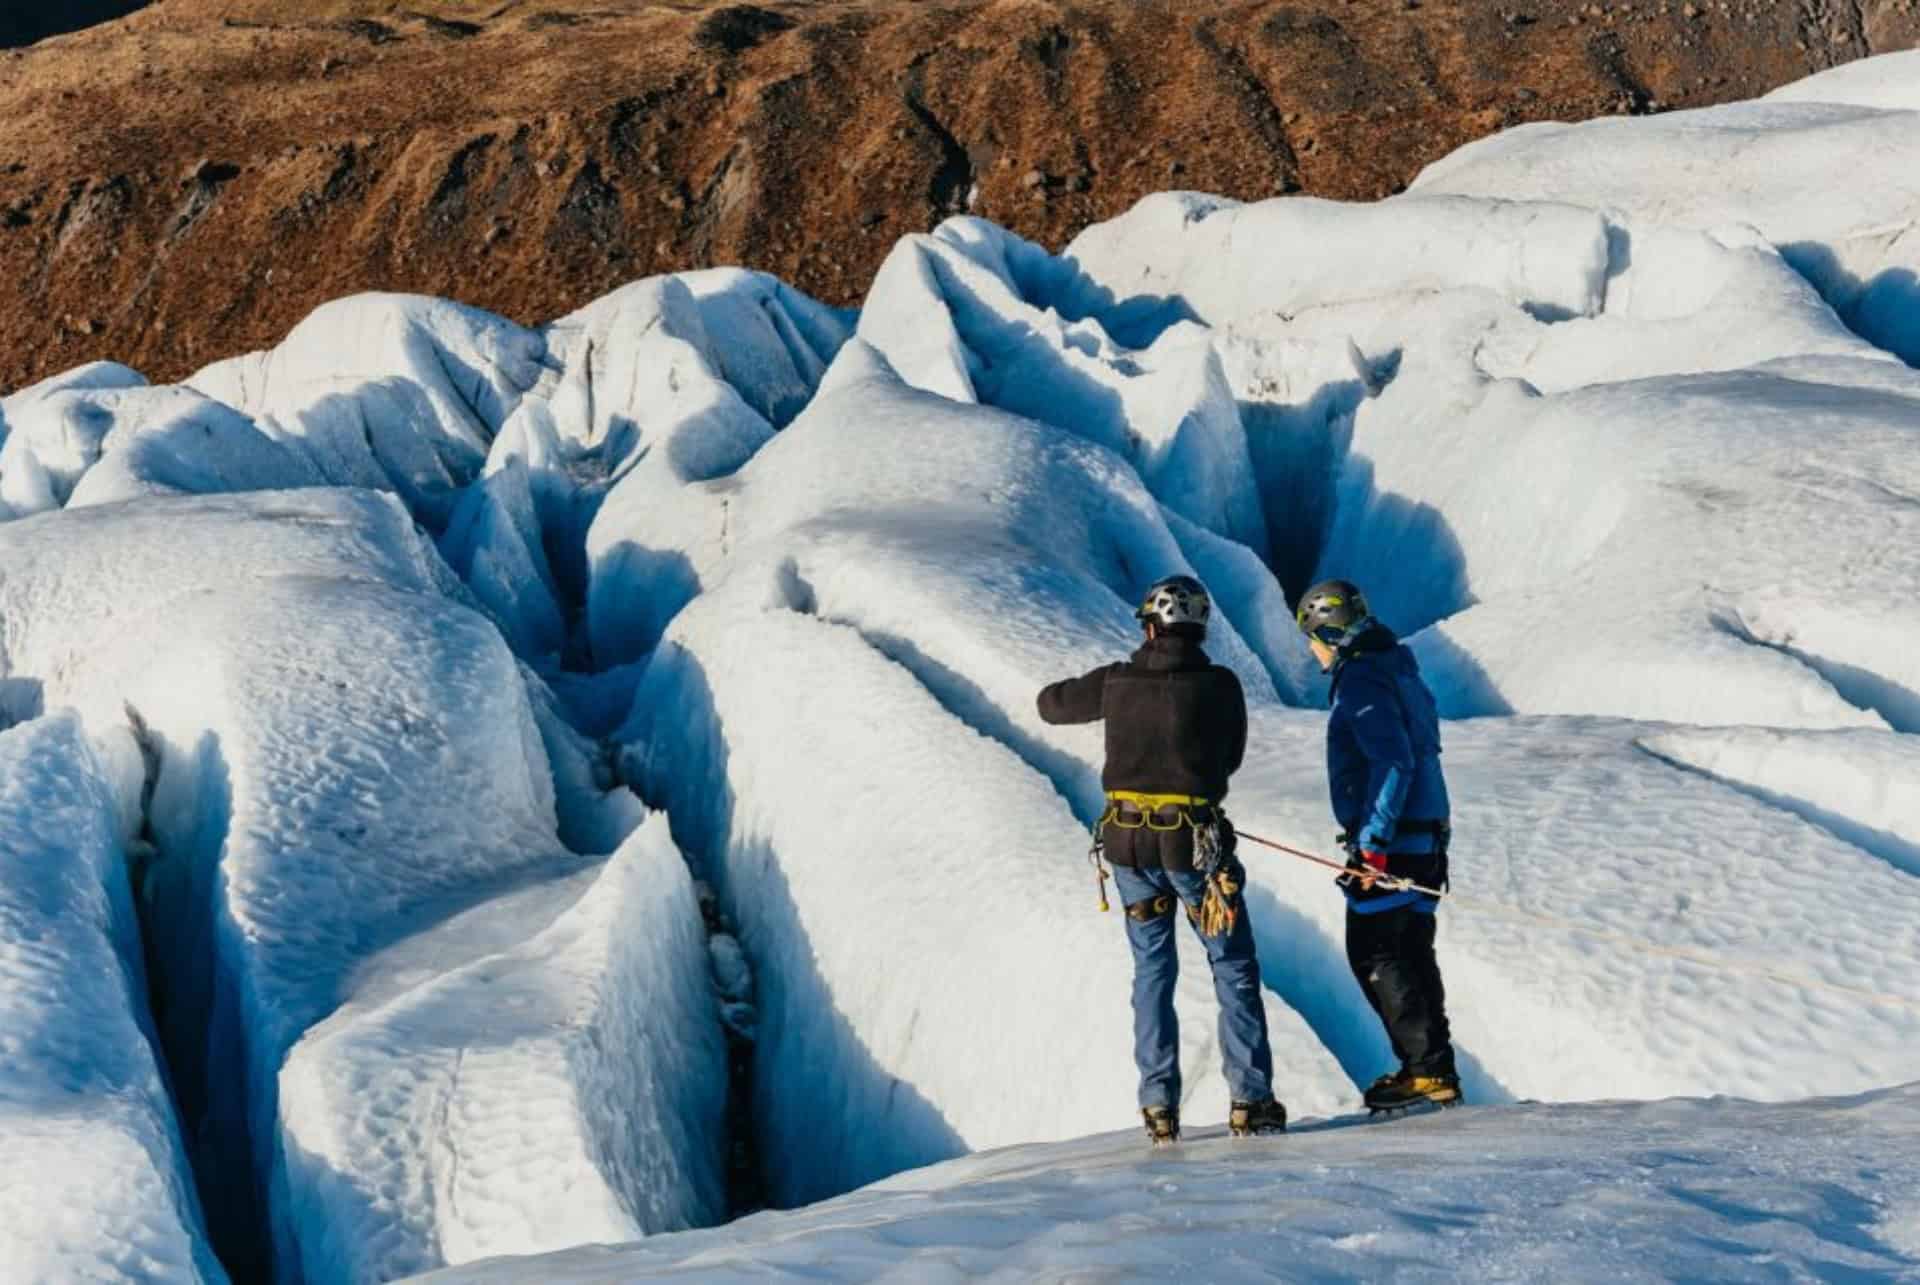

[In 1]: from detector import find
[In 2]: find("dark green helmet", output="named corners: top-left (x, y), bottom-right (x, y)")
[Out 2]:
top-left (1295, 579), bottom-right (1370, 646)
top-left (1136, 574), bottom-right (1211, 630)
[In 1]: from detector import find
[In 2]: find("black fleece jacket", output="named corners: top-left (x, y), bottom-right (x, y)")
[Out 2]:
top-left (1037, 632), bottom-right (1247, 871)
top-left (1037, 632), bottom-right (1248, 803)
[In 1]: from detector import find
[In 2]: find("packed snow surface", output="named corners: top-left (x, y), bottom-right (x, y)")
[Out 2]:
top-left (1767, 46), bottom-right (1920, 110)
top-left (1410, 50), bottom-right (1920, 364)
top-left (0, 50), bottom-right (1918, 1285)
top-left (415, 1086), bottom-right (1920, 1284)
top-left (277, 815), bottom-right (727, 1284)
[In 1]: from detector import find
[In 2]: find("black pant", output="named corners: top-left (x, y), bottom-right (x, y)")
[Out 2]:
top-left (1346, 904), bottom-right (1455, 1077)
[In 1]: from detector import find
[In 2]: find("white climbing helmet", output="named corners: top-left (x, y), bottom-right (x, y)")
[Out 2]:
top-left (1136, 575), bottom-right (1211, 630)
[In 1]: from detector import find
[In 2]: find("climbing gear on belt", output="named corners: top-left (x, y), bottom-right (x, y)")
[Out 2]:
top-left (1097, 791), bottom-right (1241, 937)
top-left (1195, 871), bottom-right (1239, 938)
top-left (1192, 803), bottom-right (1240, 938)
top-left (1085, 796), bottom-right (1223, 914)
top-left (1088, 832), bottom-right (1112, 912)
top-left (1193, 807), bottom-right (1227, 869)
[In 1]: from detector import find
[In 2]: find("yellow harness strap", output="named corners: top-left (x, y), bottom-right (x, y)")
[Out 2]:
top-left (1100, 790), bottom-right (1214, 833)
top-left (1105, 790), bottom-right (1212, 810)
top-left (1097, 791), bottom-right (1237, 936)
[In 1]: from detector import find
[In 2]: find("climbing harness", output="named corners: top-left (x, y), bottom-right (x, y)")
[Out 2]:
top-left (1101, 790), bottom-right (1213, 831)
top-left (1233, 826), bottom-right (1920, 1015)
top-left (1088, 792), bottom-right (1202, 913)
top-left (1093, 791), bottom-right (1242, 937)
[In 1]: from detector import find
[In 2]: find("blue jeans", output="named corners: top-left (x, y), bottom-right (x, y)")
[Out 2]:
top-left (1112, 864), bottom-right (1274, 1109)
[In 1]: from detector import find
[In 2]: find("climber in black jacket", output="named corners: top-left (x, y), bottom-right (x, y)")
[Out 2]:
top-left (1038, 574), bottom-right (1286, 1144)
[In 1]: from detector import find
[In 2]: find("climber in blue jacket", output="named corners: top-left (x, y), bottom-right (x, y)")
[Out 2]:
top-left (1296, 579), bottom-right (1462, 1114)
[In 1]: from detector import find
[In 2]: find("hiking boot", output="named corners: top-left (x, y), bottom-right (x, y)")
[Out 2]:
top-left (1364, 1068), bottom-right (1407, 1103)
top-left (1228, 1097), bottom-right (1288, 1137)
top-left (1366, 1071), bottom-right (1462, 1113)
top-left (1142, 1105), bottom-right (1180, 1145)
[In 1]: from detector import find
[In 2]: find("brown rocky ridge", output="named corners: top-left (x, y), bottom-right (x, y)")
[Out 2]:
top-left (2, 0), bottom-right (1916, 392)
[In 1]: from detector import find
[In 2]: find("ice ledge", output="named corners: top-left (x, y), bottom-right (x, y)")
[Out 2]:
top-left (411, 1084), bottom-right (1920, 1283)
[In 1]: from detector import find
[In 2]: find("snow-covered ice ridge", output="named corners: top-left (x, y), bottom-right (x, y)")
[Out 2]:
top-left (0, 51), bottom-right (1916, 1283)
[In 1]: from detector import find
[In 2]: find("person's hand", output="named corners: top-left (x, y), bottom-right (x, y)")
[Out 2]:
top-left (1354, 847), bottom-right (1389, 889)
top-left (1336, 839), bottom-right (1390, 890)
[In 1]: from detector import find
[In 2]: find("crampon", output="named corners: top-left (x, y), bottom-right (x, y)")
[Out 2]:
top-left (1228, 1098), bottom-right (1288, 1136)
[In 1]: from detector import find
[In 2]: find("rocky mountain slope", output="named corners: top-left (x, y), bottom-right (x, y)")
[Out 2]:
top-left (2, 0), bottom-right (1915, 390)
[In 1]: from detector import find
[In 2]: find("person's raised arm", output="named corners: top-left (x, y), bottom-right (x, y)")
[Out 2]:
top-left (1037, 663), bottom-right (1117, 725)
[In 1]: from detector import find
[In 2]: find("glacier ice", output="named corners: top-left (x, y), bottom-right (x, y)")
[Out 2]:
top-left (0, 48), bottom-right (1917, 1284)
top-left (0, 714), bottom-right (225, 1283)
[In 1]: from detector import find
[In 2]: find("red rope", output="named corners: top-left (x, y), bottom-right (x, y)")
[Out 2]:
top-left (1232, 827), bottom-right (1920, 1013)
top-left (1234, 827), bottom-right (1448, 900)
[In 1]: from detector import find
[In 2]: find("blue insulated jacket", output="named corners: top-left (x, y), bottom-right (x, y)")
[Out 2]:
top-left (1327, 626), bottom-right (1450, 912)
